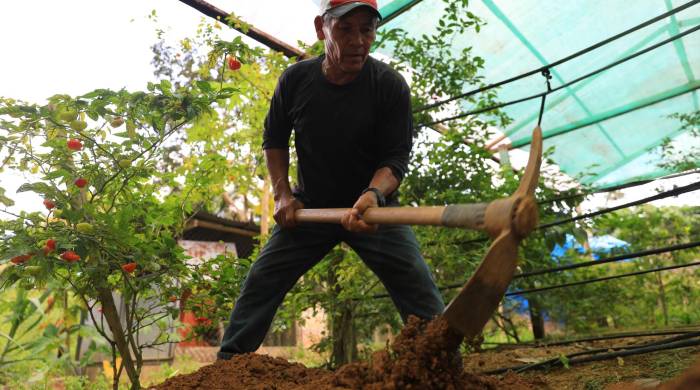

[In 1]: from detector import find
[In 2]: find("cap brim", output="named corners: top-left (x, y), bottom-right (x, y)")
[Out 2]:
top-left (326, 3), bottom-right (383, 20)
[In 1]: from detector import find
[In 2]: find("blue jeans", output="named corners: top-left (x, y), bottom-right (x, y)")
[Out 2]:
top-left (217, 222), bottom-right (445, 359)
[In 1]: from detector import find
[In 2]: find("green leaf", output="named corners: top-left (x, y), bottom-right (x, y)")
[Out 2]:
top-left (16, 182), bottom-right (53, 195)
top-left (558, 354), bottom-right (570, 369)
top-left (196, 81), bottom-right (213, 92)
top-left (571, 227), bottom-right (589, 246)
top-left (86, 110), bottom-right (99, 121)
top-left (0, 188), bottom-right (14, 206)
top-left (81, 91), bottom-right (99, 99)
top-left (0, 267), bottom-right (21, 289)
top-left (159, 79), bottom-right (173, 93)
top-left (42, 169), bottom-right (67, 180)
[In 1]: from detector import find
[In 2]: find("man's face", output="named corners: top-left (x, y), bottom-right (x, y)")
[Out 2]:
top-left (316, 7), bottom-right (377, 74)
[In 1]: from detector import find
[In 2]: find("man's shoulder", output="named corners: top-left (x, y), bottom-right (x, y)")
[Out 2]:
top-left (368, 56), bottom-right (406, 83)
top-left (282, 56), bottom-right (321, 79)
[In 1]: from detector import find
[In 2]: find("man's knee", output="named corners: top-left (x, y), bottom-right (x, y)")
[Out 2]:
top-left (239, 259), bottom-right (274, 293)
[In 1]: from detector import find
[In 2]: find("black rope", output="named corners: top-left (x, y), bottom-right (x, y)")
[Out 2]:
top-left (445, 177), bottom-right (699, 248)
top-left (448, 241), bottom-right (700, 292)
top-left (416, 22), bottom-right (700, 128)
top-left (482, 328), bottom-right (700, 348)
top-left (363, 182), bottom-right (700, 302)
top-left (539, 169), bottom-right (700, 206)
top-left (537, 180), bottom-right (700, 230)
top-left (483, 333), bottom-right (700, 375)
top-left (536, 69), bottom-right (552, 126)
top-left (413, 0), bottom-right (700, 114)
top-left (359, 244), bottom-right (700, 301)
top-left (515, 240), bottom-right (700, 279)
top-left (506, 260), bottom-right (700, 297)
top-left (543, 329), bottom-right (700, 348)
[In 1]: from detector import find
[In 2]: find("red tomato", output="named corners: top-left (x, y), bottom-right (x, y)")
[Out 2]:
top-left (74, 178), bottom-right (88, 188)
top-left (10, 254), bottom-right (33, 264)
top-left (43, 199), bottom-right (56, 209)
top-left (121, 262), bottom-right (137, 274)
top-left (43, 239), bottom-right (57, 255)
top-left (67, 138), bottom-right (83, 151)
top-left (60, 251), bottom-right (80, 262)
top-left (228, 57), bottom-right (241, 71)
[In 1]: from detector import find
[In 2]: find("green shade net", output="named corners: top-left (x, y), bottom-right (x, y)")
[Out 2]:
top-left (374, 0), bottom-right (700, 189)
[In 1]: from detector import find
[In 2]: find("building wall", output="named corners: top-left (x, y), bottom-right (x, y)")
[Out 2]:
top-left (298, 307), bottom-right (328, 349)
top-left (178, 240), bottom-right (237, 264)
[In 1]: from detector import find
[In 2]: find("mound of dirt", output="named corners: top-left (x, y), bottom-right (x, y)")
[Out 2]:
top-left (150, 316), bottom-right (547, 389)
top-left (326, 315), bottom-right (478, 389)
top-left (657, 357), bottom-right (700, 390)
top-left (148, 354), bottom-right (331, 389)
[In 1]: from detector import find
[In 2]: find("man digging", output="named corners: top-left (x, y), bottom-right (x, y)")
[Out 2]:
top-left (218, 0), bottom-right (447, 360)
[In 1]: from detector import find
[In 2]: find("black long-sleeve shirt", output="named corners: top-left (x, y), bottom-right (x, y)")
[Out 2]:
top-left (263, 54), bottom-right (413, 208)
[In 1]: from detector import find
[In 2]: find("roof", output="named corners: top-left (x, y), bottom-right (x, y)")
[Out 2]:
top-left (375, 0), bottom-right (700, 189)
top-left (182, 211), bottom-right (260, 258)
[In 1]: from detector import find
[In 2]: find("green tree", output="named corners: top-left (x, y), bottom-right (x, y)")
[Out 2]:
top-left (660, 110), bottom-right (699, 172)
top-left (146, 15), bottom-right (298, 348)
top-left (529, 205), bottom-right (700, 337)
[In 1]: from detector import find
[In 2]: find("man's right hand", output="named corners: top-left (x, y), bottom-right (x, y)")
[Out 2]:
top-left (273, 194), bottom-right (304, 229)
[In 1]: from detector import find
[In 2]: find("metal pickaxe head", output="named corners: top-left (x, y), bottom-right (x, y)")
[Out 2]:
top-left (441, 126), bottom-right (542, 339)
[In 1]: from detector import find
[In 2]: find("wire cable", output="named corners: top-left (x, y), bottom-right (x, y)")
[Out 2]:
top-left (506, 260), bottom-right (700, 297)
top-left (482, 328), bottom-right (700, 348)
top-left (537, 180), bottom-right (700, 230)
top-left (360, 245), bottom-right (700, 301)
top-left (514, 240), bottom-right (700, 279)
top-left (483, 333), bottom-right (700, 375)
top-left (536, 69), bottom-right (552, 126)
top-left (536, 169), bottom-right (700, 206)
top-left (443, 177), bottom-right (699, 247)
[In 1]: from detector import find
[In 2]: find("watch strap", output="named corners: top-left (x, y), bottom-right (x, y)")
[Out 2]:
top-left (362, 187), bottom-right (386, 207)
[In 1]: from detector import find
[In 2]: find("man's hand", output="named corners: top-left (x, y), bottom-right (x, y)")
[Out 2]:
top-left (341, 191), bottom-right (379, 233)
top-left (274, 194), bottom-right (304, 229)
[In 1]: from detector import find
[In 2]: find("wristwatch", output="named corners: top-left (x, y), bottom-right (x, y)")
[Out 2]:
top-left (361, 187), bottom-right (386, 207)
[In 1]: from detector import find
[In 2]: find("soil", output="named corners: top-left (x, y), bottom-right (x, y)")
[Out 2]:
top-left (150, 316), bottom-right (546, 389)
top-left (151, 316), bottom-right (700, 389)
top-left (607, 357), bottom-right (700, 390)
top-left (465, 335), bottom-right (700, 390)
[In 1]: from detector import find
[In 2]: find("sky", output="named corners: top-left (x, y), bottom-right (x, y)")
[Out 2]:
top-left (0, 0), bottom-right (697, 220)
top-left (0, 0), bottom-right (319, 218)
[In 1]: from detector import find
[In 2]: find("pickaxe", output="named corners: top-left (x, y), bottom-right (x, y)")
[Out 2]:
top-left (295, 127), bottom-right (543, 340)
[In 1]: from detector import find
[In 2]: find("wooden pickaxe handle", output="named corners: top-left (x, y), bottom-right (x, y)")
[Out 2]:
top-left (295, 203), bottom-right (489, 230)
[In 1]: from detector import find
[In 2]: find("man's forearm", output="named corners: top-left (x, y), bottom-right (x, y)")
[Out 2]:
top-left (265, 148), bottom-right (293, 200)
top-left (368, 166), bottom-right (400, 196)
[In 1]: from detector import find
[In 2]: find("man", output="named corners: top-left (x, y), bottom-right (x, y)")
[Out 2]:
top-left (217, 0), bottom-right (445, 360)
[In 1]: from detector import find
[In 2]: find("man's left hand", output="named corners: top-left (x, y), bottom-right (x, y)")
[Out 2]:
top-left (341, 191), bottom-right (379, 233)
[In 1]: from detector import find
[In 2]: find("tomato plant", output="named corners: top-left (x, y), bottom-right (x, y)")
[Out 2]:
top-left (0, 77), bottom-right (236, 389)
